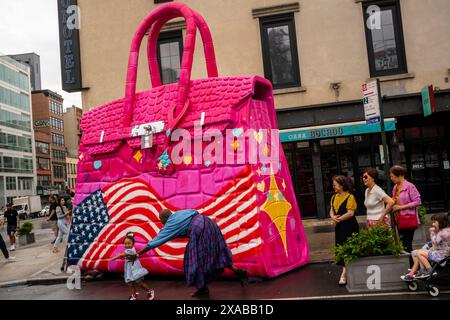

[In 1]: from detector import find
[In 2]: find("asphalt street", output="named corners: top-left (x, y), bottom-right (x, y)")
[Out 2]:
top-left (1, 263), bottom-right (449, 300)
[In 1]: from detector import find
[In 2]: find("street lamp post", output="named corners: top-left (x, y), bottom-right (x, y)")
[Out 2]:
top-left (376, 78), bottom-right (399, 244)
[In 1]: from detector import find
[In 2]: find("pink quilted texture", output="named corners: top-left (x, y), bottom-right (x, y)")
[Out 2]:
top-left (80, 76), bottom-right (256, 155)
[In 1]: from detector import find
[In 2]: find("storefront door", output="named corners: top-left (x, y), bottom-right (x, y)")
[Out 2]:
top-left (283, 132), bottom-right (394, 219)
top-left (283, 142), bottom-right (317, 218)
top-left (400, 125), bottom-right (449, 212)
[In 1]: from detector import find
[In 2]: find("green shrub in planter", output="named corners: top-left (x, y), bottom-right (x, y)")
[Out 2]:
top-left (333, 225), bottom-right (403, 266)
top-left (417, 205), bottom-right (427, 225)
top-left (16, 222), bottom-right (33, 237)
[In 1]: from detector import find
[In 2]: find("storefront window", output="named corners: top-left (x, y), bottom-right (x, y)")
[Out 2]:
top-left (421, 126), bottom-right (438, 138)
top-left (336, 137), bottom-right (351, 145)
top-left (404, 127), bottom-right (420, 139)
top-left (319, 138), bottom-right (334, 146)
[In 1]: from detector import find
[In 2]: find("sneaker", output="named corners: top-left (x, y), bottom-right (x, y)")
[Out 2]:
top-left (415, 270), bottom-right (431, 279)
top-left (146, 290), bottom-right (155, 300)
top-left (414, 269), bottom-right (427, 279)
top-left (129, 294), bottom-right (138, 300)
top-left (401, 273), bottom-right (415, 281)
top-left (6, 256), bottom-right (15, 263)
top-left (10, 245), bottom-right (15, 251)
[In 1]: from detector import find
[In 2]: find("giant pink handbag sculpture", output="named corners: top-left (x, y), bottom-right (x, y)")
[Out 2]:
top-left (68, 2), bottom-right (309, 278)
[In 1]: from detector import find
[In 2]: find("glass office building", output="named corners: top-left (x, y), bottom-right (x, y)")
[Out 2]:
top-left (0, 54), bottom-right (36, 207)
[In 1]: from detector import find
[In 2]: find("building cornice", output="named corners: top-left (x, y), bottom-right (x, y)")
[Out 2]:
top-left (252, 2), bottom-right (300, 18)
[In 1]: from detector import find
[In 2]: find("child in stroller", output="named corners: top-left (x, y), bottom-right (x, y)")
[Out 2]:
top-left (401, 212), bottom-right (450, 296)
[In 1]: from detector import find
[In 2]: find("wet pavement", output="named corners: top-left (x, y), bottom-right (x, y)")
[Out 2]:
top-left (1, 263), bottom-right (449, 300)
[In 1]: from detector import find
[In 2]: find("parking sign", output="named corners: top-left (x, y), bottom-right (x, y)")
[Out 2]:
top-left (362, 80), bottom-right (381, 124)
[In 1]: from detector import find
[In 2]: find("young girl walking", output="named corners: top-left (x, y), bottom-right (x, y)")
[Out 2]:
top-left (108, 232), bottom-right (155, 300)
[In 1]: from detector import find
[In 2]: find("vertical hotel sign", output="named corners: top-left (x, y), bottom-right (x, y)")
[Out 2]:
top-left (57, 0), bottom-right (82, 92)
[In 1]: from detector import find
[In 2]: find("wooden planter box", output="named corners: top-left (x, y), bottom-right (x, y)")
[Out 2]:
top-left (346, 254), bottom-right (410, 293)
top-left (18, 233), bottom-right (35, 246)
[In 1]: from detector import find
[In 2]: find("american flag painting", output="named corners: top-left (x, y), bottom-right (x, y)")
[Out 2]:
top-left (67, 166), bottom-right (261, 272)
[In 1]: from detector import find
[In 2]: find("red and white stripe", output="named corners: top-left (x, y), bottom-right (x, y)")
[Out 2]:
top-left (79, 166), bottom-right (261, 270)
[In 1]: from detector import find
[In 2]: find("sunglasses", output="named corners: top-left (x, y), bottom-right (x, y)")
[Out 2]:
top-left (363, 175), bottom-right (370, 180)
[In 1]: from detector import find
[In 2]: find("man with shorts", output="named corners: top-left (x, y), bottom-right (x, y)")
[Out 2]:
top-left (4, 203), bottom-right (19, 251)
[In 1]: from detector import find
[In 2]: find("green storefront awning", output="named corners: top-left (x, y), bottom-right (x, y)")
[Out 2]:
top-left (280, 118), bottom-right (396, 143)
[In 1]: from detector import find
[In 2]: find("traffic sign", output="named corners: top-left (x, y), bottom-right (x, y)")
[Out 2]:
top-left (362, 80), bottom-right (381, 124)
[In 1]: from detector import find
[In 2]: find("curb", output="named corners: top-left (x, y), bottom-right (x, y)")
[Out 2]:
top-left (0, 279), bottom-right (28, 288)
top-left (0, 276), bottom-right (69, 288)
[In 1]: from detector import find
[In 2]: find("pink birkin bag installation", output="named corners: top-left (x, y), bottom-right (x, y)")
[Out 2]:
top-left (68, 2), bottom-right (309, 278)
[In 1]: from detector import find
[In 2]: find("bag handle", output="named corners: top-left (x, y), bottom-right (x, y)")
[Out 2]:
top-left (124, 2), bottom-right (199, 127)
top-left (147, 9), bottom-right (218, 88)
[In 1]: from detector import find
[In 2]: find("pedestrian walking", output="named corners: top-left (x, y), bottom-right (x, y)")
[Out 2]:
top-left (390, 165), bottom-right (422, 261)
top-left (108, 232), bottom-right (155, 300)
top-left (47, 195), bottom-right (58, 244)
top-left (0, 219), bottom-right (15, 262)
top-left (362, 167), bottom-right (395, 228)
top-left (3, 203), bottom-right (19, 251)
top-left (330, 175), bottom-right (359, 286)
top-left (52, 198), bottom-right (70, 253)
top-left (126, 209), bottom-right (248, 297)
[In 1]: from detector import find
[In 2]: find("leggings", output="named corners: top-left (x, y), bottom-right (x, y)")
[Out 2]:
top-left (399, 229), bottom-right (415, 267)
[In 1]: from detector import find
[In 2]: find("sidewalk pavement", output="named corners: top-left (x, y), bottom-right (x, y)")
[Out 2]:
top-left (0, 213), bottom-right (436, 289)
top-left (0, 218), bottom-right (69, 286)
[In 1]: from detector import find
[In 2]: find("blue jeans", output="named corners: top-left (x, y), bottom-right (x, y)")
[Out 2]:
top-left (53, 219), bottom-right (69, 248)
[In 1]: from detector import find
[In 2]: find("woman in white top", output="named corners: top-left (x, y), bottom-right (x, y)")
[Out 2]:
top-left (52, 197), bottom-right (70, 253)
top-left (363, 168), bottom-right (395, 229)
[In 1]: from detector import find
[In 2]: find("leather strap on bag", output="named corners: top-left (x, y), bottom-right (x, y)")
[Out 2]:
top-left (123, 3), bottom-right (218, 173)
top-left (123, 3), bottom-right (198, 127)
top-left (146, 9), bottom-right (218, 88)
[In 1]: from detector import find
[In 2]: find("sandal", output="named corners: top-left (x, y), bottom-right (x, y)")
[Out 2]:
top-left (191, 287), bottom-right (209, 298)
top-left (235, 269), bottom-right (248, 287)
top-left (339, 276), bottom-right (347, 286)
top-left (146, 290), bottom-right (155, 300)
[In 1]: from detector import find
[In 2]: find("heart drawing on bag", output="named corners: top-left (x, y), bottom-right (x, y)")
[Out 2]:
top-left (183, 156), bottom-right (192, 165)
top-left (93, 161), bottom-right (102, 170)
top-left (254, 130), bottom-right (263, 144)
top-left (232, 127), bottom-right (244, 138)
top-left (257, 181), bottom-right (265, 193)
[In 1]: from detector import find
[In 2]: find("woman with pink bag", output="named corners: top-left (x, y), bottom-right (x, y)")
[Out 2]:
top-left (390, 165), bottom-right (422, 261)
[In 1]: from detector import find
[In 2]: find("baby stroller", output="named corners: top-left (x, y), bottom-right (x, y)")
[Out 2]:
top-left (405, 255), bottom-right (450, 297)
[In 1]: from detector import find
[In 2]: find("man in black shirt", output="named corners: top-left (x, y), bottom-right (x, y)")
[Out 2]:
top-left (4, 203), bottom-right (19, 251)
top-left (47, 195), bottom-right (58, 244)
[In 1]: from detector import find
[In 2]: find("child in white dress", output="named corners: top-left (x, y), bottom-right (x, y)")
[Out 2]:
top-left (108, 232), bottom-right (155, 300)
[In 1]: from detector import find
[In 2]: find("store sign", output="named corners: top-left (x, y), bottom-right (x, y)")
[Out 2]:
top-left (57, 0), bottom-right (83, 92)
top-left (280, 119), bottom-right (396, 143)
top-left (421, 85), bottom-right (435, 117)
top-left (362, 80), bottom-right (381, 124)
top-left (34, 120), bottom-right (50, 128)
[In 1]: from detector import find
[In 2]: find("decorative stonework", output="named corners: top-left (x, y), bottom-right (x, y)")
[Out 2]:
top-left (145, 20), bottom-right (186, 36)
top-left (274, 86), bottom-right (307, 95)
top-left (369, 72), bottom-right (415, 83)
top-left (252, 2), bottom-right (300, 18)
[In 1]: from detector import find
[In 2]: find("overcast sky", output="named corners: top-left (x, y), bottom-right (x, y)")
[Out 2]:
top-left (0, 0), bottom-right (82, 109)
